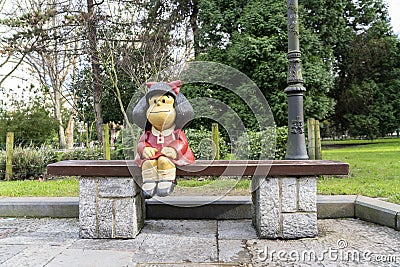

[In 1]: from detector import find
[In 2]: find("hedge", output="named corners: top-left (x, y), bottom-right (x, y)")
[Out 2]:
top-left (235, 127), bottom-right (288, 160)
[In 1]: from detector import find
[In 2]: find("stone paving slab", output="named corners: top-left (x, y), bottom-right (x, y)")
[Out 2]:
top-left (0, 244), bottom-right (26, 264)
top-left (0, 218), bottom-right (399, 266)
top-left (249, 219), bottom-right (400, 266)
top-left (218, 220), bottom-right (258, 240)
top-left (2, 245), bottom-right (69, 267)
top-left (46, 249), bottom-right (135, 267)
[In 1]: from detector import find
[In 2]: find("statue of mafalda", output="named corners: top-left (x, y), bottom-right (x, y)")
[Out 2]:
top-left (131, 80), bottom-right (195, 198)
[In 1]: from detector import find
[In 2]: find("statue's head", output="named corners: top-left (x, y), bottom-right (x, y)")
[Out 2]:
top-left (131, 80), bottom-right (194, 130)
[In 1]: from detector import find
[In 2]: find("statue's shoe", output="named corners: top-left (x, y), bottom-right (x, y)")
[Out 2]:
top-left (156, 179), bottom-right (176, 197)
top-left (142, 181), bottom-right (157, 199)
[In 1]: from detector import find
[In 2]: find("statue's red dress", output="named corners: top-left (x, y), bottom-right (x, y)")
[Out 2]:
top-left (134, 127), bottom-right (195, 167)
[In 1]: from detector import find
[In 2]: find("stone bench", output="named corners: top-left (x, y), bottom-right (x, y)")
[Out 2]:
top-left (47, 160), bottom-right (349, 239)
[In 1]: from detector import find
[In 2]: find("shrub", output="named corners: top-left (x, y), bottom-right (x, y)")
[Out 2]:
top-left (112, 126), bottom-right (142, 160)
top-left (60, 147), bottom-right (104, 160)
top-left (185, 127), bottom-right (229, 160)
top-left (1, 146), bottom-right (58, 180)
top-left (275, 127), bottom-right (288, 159)
top-left (0, 150), bottom-right (5, 180)
top-left (235, 127), bottom-right (288, 160)
top-left (0, 146), bottom-right (103, 181)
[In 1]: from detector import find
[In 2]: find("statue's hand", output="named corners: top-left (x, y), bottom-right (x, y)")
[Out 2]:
top-left (142, 147), bottom-right (158, 159)
top-left (161, 147), bottom-right (177, 159)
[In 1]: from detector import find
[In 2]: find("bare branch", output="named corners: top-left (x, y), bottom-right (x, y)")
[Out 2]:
top-left (0, 53), bottom-right (27, 87)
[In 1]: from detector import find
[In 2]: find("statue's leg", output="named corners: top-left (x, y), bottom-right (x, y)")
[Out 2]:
top-left (141, 160), bottom-right (158, 199)
top-left (156, 156), bottom-right (176, 197)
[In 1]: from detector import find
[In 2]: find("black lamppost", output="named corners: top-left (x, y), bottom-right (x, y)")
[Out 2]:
top-left (285, 0), bottom-right (308, 160)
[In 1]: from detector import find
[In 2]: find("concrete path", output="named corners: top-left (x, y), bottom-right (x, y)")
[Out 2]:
top-left (0, 218), bottom-right (399, 266)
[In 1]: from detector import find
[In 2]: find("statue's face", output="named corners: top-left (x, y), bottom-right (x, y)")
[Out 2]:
top-left (146, 93), bottom-right (176, 131)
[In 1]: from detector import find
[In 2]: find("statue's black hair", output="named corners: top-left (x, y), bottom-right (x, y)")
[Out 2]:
top-left (130, 83), bottom-right (194, 130)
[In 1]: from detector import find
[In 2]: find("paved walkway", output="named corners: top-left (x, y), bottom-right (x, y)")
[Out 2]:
top-left (0, 218), bottom-right (399, 266)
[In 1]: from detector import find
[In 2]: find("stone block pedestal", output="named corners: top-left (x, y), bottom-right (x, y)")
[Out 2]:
top-left (79, 177), bottom-right (145, 238)
top-left (252, 176), bottom-right (317, 239)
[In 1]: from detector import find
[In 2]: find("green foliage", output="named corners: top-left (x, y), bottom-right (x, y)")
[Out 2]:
top-left (60, 148), bottom-right (104, 161)
top-left (111, 125), bottom-right (142, 160)
top-left (0, 118), bottom-right (5, 150)
top-left (185, 127), bottom-right (229, 160)
top-left (326, 1), bottom-right (400, 138)
top-left (180, 81), bottom-right (270, 132)
top-left (275, 127), bottom-right (289, 159)
top-left (195, 0), bottom-right (338, 127)
top-left (0, 146), bottom-right (58, 181)
top-left (0, 90), bottom-right (58, 146)
top-left (195, 0), bottom-right (400, 138)
top-left (344, 114), bottom-right (380, 139)
top-left (235, 126), bottom-right (288, 160)
top-left (0, 151), bottom-right (5, 179)
top-left (0, 146), bottom-right (102, 181)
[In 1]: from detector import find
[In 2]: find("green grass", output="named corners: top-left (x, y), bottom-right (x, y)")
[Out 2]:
top-left (0, 178), bottom-right (79, 197)
top-left (319, 138), bottom-right (400, 204)
top-left (178, 178), bottom-right (250, 189)
top-left (175, 178), bottom-right (251, 196)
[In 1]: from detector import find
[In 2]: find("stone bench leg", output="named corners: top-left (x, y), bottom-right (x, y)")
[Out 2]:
top-left (79, 177), bottom-right (145, 239)
top-left (252, 176), bottom-right (317, 239)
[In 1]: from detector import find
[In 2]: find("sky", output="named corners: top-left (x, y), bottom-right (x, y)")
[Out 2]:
top-left (385, 0), bottom-right (400, 35)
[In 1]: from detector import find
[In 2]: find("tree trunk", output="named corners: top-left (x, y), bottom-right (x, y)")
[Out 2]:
top-left (54, 88), bottom-right (66, 149)
top-left (87, 0), bottom-right (103, 144)
top-left (189, 0), bottom-right (199, 57)
top-left (65, 112), bottom-right (76, 149)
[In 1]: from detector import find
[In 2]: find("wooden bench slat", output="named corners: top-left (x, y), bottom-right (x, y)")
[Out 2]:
top-left (47, 160), bottom-right (349, 177)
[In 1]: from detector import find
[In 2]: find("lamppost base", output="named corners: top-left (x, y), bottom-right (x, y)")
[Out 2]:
top-left (285, 88), bottom-right (309, 160)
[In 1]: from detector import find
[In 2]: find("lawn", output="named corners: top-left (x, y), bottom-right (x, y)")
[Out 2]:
top-left (0, 138), bottom-right (399, 203)
top-left (0, 178), bottom-right (79, 197)
top-left (318, 138), bottom-right (400, 204)
top-left (0, 177), bottom-right (250, 197)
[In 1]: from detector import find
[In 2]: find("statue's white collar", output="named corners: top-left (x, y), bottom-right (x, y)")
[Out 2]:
top-left (151, 125), bottom-right (175, 137)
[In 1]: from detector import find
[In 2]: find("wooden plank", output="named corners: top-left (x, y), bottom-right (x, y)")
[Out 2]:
top-left (212, 123), bottom-right (220, 160)
top-left (103, 124), bottom-right (111, 160)
top-left (47, 160), bottom-right (349, 177)
top-left (307, 118), bottom-right (315, 160)
top-left (5, 132), bottom-right (14, 181)
top-left (315, 120), bottom-right (322, 160)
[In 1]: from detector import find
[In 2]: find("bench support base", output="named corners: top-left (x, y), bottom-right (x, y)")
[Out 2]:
top-left (79, 177), bottom-right (145, 238)
top-left (252, 176), bottom-right (318, 239)
top-left (78, 176), bottom-right (317, 239)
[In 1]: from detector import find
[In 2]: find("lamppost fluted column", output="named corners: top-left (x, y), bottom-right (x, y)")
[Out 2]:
top-left (285, 0), bottom-right (308, 160)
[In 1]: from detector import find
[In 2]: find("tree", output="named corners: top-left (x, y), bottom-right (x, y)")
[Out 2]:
top-left (86, 0), bottom-right (104, 144)
top-left (192, 0), bottom-right (335, 127)
top-left (329, 0), bottom-right (400, 138)
top-left (0, 88), bottom-right (58, 145)
top-left (0, 0), bottom-right (84, 148)
top-left (74, 0), bottom-right (194, 132)
top-left (191, 0), bottom-right (400, 138)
